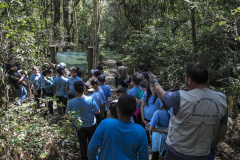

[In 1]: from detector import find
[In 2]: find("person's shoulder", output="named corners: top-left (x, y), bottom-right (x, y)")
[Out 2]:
top-left (76, 76), bottom-right (82, 80)
top-left (101, 118), bottom-right (117, 126)
top-left (131, 123), bottom-right (145, 132)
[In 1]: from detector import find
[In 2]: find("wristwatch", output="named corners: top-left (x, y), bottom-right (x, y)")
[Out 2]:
top-left (152, 79), bottom-right (158, 84)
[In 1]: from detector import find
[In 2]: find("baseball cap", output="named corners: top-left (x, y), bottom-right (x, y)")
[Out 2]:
top-left (98, 75), bottom-right (105, 82)
top-left (85, 82), bottom-right (94, 92)
top-left (116, 87), bottom-right (128, 94)
top-left (57, 63), bottom-right (66, 69)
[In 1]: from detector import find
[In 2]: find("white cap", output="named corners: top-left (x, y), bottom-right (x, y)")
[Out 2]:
top-left (91, 69), bottom-right (99, 75)
top-left (57, 63), bottom-right (66, 69)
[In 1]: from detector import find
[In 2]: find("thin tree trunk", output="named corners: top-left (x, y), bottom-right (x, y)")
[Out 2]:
top-left (191, 3), bottom-right (197, 61)
top-left (93, 0), bottom-right (100, 69)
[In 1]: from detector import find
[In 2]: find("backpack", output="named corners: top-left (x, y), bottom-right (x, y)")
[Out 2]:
top-left (43, 77), bottom-right (54, 93)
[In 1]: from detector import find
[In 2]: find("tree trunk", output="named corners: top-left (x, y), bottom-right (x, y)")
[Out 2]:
top-left (63, 0), bottom-right (71, 44)
top-left (53, 0), bottom-right (61, 42)
top-left (191, 3), bottom-right (197, 61)
top-left (92, 0), bottom-right (100, 69)
top-left (49, 46), bottom-right (58, 73)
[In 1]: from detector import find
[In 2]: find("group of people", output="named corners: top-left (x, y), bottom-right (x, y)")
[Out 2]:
top-left (7, 56), bottom-right (228, 160)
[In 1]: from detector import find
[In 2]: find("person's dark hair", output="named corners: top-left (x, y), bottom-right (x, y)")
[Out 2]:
top-left (132, 75), bottom-right (142, 85)
top-left (90, 79), bottom-right (99, 86)
top-left (8, 55), bottom-right (15, 62)
top-left (74, 80), bottom-right (85, 93)
top-left (70, 67), bottom-right (78, 73)
top-left (136, 63), bottom-right (148, 72)
top-left (186, 62), bottom-right (208, 84)
top-left (116, 60), bottom-right (122, 67)
top-left (57, 68), bottom-right (64, 76)
top-left (46, 68), bottom-right (53, 74)
top-left (146, 83), bottom-right (158, 106)
top-left (94, 71), bottom-right (101, 78)
top-left (98, 75), bottom-right (105, 82)
top-left (109, 102), bottom-right (118, 119)
top-left (76, 67), bottom-right (82, 77)
top-left (118, 94), bottom-right (136, 117)
top-left (96, 65), bottom-right (103, 71)
top-left (141, 72), bottom-right (149, 81)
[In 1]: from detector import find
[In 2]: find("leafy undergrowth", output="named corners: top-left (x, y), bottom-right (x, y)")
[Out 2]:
top-left (0, 103), bottom-right (80, 159)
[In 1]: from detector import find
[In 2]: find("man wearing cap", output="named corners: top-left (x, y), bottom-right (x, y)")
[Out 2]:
top-left (149, 62), bottom-right (228, 160)
top-left (66, 80), bottom-right (100, 160)
top-left (66, 67), bottom-right (82, 99)
top-left (87, 94), bottom-right (149, 160)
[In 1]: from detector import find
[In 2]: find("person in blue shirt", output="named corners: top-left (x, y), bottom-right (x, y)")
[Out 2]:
top-left (128, 74), bottom-right (142, 98)
top-left (53, 68), bottom-right (68, 114)
top-left (91, 79), bottom-right (106, 121)
top-left (42, 68), bottom-right (54, 114)
top-left (141, 83), bottom-right (163, 145)
top-left (87, 94), bottom-right (149, 160)
top-left (98, 75), bottom-right (111, 107)
top-left (66, 67), bottom-right (82, 100)
top-left (149, 106), bottom-right (170, 160)
top-left (30, 66), bottom-right (42, 108)
top-left (66, 80), bottom-right (100, 160)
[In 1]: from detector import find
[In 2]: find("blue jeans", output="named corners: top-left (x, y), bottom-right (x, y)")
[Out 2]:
top-left (164, 145), bottom-right (208, 160)
top-left (15, 86), bottom-right (27, 105)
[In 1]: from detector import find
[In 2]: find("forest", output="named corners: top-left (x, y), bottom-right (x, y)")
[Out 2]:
top-left (0, 0), bottom-right (240, 159)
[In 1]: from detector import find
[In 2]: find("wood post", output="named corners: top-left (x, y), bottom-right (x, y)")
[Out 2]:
top-left (88, 46), bottom-right (93, 78)
top-left (49, 45), bottom-right (58, 73)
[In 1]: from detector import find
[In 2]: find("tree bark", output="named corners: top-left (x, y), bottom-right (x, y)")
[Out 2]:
top-left (53, 0), bottom-right (60, 42)
top-left (92, 0), bottom-right (100, 69)
top-left (191, 3), bottom-right (197, 61)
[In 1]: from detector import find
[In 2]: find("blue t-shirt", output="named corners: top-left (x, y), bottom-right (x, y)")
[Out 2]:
top-left (100, 85), bottom-right (111, 101)
top-left (91, 92), bottom-right (104, 108)
top-left (128, 86), bottom-right (141, 98)
top-left (67, 76), bottom-right (82, 96)
top-left (43, 76), bottom-right (54, 93)
top-left (164, 91), bottom-right (228, 124)
top-left (141, 92), bottom-right (162, 121)
top-left (53, 76), bottom-right (68, 97)
top-left (87, 118), bottom-right (149, 160)
top-left (66, 96), bottom-right (99, 127)
top-left (150, 109), bottom-right (169, 128)
top-left (30, 74), bottom-right (41, 91)
top-left (94, 87), bottom-right (106, 111)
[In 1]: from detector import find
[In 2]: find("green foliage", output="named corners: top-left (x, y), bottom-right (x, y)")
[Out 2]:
top-left (0, 102), bottom-right (81, 159)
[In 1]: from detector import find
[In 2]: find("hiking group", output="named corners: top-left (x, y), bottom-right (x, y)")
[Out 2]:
top-left (6, 56), bottom-right (228, 160)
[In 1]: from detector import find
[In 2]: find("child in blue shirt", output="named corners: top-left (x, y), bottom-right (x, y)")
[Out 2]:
top-left (87, 94), bottom-right (149, 160)
top-left (128, 75), bottom-right (142, 98)
top-left (91, 79), bottom-right (106, 120)
top-left (53, 68), bottom-right (68, 114)
top-left (149, 107), bottom-right (170, 160)
top-left (66, 67), bottom-right (82, 99)
top-left (66, 80), bottom-right (100, 160)
top-left (30, 66), bottom-right (41, 108)
top-left (141, 83), bottom-right (162, 145)
top-left (42, 68), bottom-right (54, 114)
top-left (98, 75), bottom-right (111, 108)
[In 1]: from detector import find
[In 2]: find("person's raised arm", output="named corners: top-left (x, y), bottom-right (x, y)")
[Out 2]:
top-left (149, 72), bottom-right (165, 100)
